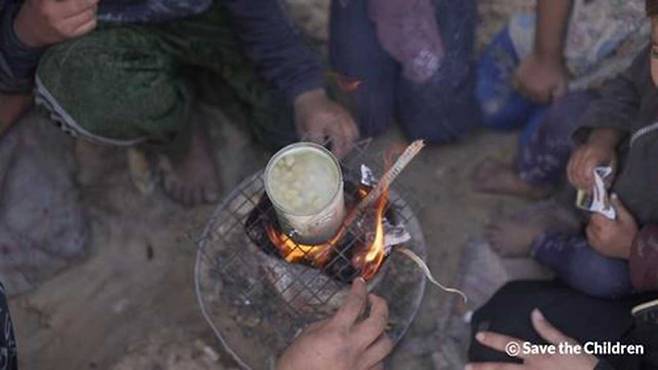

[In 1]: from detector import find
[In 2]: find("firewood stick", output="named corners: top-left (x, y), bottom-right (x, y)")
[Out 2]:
top-left (343, 140), bottom-right (425, 226)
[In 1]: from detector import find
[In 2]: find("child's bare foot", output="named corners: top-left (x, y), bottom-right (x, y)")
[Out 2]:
top-left (472, 158), bottom-right (552, 199)
top-left (158, 123), bottom-right (221, 206)
top-left (486, 202), bottom-right (580, 257)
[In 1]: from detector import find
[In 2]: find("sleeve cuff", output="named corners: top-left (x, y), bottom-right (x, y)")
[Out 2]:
top-left (285, 72), bottom-right (325, 103)
top-left (0, 2), bottom-right (44, 92)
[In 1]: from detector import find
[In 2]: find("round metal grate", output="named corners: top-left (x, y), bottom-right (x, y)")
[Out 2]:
top-left (195, 142), bottom-right (427, 369)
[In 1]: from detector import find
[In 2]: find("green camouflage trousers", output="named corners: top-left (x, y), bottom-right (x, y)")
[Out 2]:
top-left (35, 4), bottom-right (296, 148)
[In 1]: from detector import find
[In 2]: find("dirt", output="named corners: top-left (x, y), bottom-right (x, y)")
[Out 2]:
top-left (7, 1), bottom-right (536, 369)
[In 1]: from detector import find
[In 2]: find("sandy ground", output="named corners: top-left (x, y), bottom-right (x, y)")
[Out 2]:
top-left (7, 1), bottom-right (537, 369)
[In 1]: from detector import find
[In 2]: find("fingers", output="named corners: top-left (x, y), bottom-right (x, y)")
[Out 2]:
top-left (61, 0), bottom-right (99, 18)
top-left (530, 309), bottom-right (574, 346)
top-left (575, 154), bottom-right (593, 190)
top-left (610, 193), bottom-right (632, 223)
top-left (353, 294), bottom-right (389, 348)
top-left (332, 278), bottom-right (368, 328)
top-left (567, 150), bottom-right (586, 190)
top-left (357, 335), bottom-right (394, 370)
top-left (304, 318), bottom-right (328, 333)
top-left (328, 113), bottom-right (358, 158)
top-left (475, 332), bottom-right (526, 359)
top-left (516, 82), bottom-right (550, 104)
top-left (304, 127), bottom-right (325, 145)
top-left (566, 155), bottom-right (578, 188)
top-left (585, 222), bottom-right (600, 247)
top-left (512, 72), bottom-right (550, 104)
top-left (567, 148), bottom-right (597, 191)
top-left (552, 78), bottom-right (568, 100)
top-left (367, 364), bottom-right (384, 370)
top-left (466, 362), bottom-right (524, 370)
top-left (71, 17), bottom-right (97, 37)
top-left (589, 214), bottom-right (607, 229)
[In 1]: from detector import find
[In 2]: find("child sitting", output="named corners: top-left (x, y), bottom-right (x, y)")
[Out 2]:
top-left (485, 0), bottom-right (658, 299)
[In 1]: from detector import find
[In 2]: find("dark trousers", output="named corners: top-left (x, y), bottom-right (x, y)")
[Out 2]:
top-left (0, 283), bottom-right (17, 370)
top-left (469, 281), bottom-right (658, 369)
top-left (502, 91), bottom-right (633, 299)
top-left (328, 0), bottom-right (480, 143)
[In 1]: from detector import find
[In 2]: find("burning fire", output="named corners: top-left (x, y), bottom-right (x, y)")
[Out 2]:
top-left (351, 188), bottom-right (388, 280)
top-left (265, 185), bottom-right (390, 281)
top-left (266, 140), bottom-right (426, 282)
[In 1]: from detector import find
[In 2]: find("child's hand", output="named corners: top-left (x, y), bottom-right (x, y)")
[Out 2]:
top-left (586, 194), bottom-right (638, 259)
top-left (567, 143), bottom-right (616, 192)
top-left (467, 309), bottom-right (598, 370)
top-left (294, 88), bottom-right (359, 159)
top-left (13, 0), bottom-right (99, 48)
top-left (277, 278), bottom-right (392, 370)
top-left (514, 53), bottom-right (570, 104)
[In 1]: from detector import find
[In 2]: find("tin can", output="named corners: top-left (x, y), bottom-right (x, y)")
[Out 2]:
top-left (264, 143), bottom-right (345, 244)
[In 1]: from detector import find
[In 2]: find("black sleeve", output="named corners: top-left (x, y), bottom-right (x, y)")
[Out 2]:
top-left (594, 358), bottom-right (617, 370)
top-left (223, 0), bottom-right (325, 102)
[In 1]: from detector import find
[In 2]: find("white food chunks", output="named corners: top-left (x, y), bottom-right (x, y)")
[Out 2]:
top-left (269, 150), bottom-right (338, 214)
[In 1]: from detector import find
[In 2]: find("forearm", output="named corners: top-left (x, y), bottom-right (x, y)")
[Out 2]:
top-left (224, 0), bottom-right (325, 101)
top-left (534, 0), bottom-right (573, 61)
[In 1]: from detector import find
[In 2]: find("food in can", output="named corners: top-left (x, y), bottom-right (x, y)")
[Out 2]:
top-left (265, 143), bottom-right (345, 244)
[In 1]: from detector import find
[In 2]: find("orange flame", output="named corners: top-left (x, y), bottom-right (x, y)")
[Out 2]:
top-left (328, 71), bottom-right (363, 93)
top-left (351, 190), bottom-right (389, 280)
top-left (265, 185), bottom-right (390, 280)
top-left (265, 226), bottom-right (333, 267)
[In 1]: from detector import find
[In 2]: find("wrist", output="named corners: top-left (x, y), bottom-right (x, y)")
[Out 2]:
top-left (531, 48), bottom-right (564, 67)
top-left (587, 128), bottom-right (621, 151)
top-left (622, 229), bottom-right (639, 259)
top-left (13, 11), bottom-right (44, 48)
top-left (294, 88), bottom-right (325, 105)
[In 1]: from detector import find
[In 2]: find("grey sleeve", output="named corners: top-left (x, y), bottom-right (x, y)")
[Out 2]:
top-left (572, 48), bottom-right (647, 144)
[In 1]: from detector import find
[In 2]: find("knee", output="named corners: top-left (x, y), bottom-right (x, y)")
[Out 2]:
top-left (567, 257), bottom-right (632, 299)
top-left (535, 91), bottom-right (596, 140)
top-left (353, 89), bottom-right (395, 138)
top-left (36, 32), bottom-right (184, 141)
top-left (399, 69), bottom-right (480, 143)
top-left (401, 117), bottom-right (472, 144)
top-left (478, 90), bottom-right (532, 130)
top-left (573, 278), bottom-right (632, 299)
top-left (475, 29), bottom-right (533, 130)
top-left (468, 281), bottom-right (533, 363)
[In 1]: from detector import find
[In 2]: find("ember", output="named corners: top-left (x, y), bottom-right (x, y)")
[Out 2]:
top-left (247, 140), bottom-right (425, 283)
top-left (196, 140), bottom-right (428, 368)
top-left (264, 181), bottom-right (391, 281)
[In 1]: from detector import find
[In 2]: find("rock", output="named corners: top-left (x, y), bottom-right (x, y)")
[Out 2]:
top-left (0, 111), bottom-right (88, 295)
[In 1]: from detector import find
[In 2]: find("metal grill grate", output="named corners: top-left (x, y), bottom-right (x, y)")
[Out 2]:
top-left (194, 140), bottom-right (427, 369)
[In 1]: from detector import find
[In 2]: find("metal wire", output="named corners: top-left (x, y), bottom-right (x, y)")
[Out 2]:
top-left (194, 140), bottom-right (424, 368)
